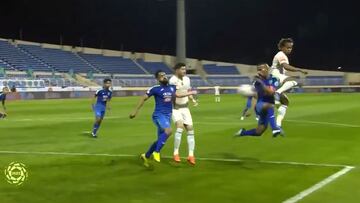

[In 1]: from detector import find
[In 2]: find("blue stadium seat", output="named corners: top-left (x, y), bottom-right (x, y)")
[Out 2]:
top-left (203, 64), bottom-right (239, 75)
top-left (305, 76), bottom-right (344, 86)
top-left (19, 44), bottom-right (94, 73)
top-left (79, 54), bottom-right (145, 74)
top-left (137, 59), bottom-right (173, 74)
top-left (207, 76), bottom-right (251, 86)
top-left (0, 41), bottom-right (50, 71)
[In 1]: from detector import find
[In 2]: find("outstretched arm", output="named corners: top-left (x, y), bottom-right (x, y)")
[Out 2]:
top-left (176, 90), bottom-right (197, 98)
top-left (129, 95), bottom-right (149, 119)
top-left (282, 63), bottom-right (308, 75)
top-left (1, 99), bottom-right (6, 113)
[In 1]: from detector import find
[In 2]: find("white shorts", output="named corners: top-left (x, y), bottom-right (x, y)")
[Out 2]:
top-left (271, 68), bottom-right (289, 84)
top-left (172, 108), bottom-right (193, 126)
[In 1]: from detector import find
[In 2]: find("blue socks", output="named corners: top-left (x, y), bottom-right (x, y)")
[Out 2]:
top-left (92, 123), bottom-right (100, 135)
top-left (155, 131), bottom-right (169, 152)
top-left (145, 142), bottom-right (157, 158)
top-left (241, 129), bottom-right (258, 136)
top-left (145, 131), bottom-right (169, 158)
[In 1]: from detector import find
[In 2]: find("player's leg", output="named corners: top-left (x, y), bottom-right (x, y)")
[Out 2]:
top-left (277, 93), bottom-right (290, 127)
top-left (183, 108), bottom-right (195, 165)
top-left (235, 102), bottom-right (267, 136)
top-left (153, 115), bottom-right (172, 162)
top-left (172, 109), bottom-right (184, 162)
top-left (276, 77), bottom-right (299, 94)
top-left (92, 109), bottom-right (105, 137)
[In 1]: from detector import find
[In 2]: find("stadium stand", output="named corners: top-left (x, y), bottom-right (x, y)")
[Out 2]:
top-left (207, 76), bottom-right (251, 86)
top-left (305, 76), bottom-right (345, 86)
top-left (203, 64), bottom-right (239, 75)
top-left (19, 44), bottom-right (94, 73)
top-left (79, 53), bottom-right (145, 74)
top-left (137, 59), bottom-right (173, 74)
top-left (0, 40), bottom-right (50, 71)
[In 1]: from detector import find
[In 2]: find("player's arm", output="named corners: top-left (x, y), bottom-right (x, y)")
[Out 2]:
top-left (91, 95), bottom-right (97, 110)
top-left (176, 90), bottom-right (197, 98)
top-left (282, 63), bottom-right (308, 75)
top-left (242, 96), bottom-right (253, 117)
top-left (1, 98), bottom-right (6, 113)
top-left (188, 94), bottom-right (198, 106)
top-left (129, 94), bottom-right (149, 119)
top-left (254, 79), bottom-right (275, 95)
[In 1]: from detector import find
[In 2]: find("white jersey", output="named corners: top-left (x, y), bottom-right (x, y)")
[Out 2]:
top-left (214, 86), bottom-right (220, 96)
top-left (271, 51), bottom-right (289, 75)
top-left (169, 75), bottom-right (191, 105)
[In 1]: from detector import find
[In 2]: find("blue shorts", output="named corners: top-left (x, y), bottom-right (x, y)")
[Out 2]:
top-left (255, 101), bottom-right (268, 127)
top-left (152, 114), bottom-right (171, 132)
top-left (94, 105), bottom-right (106, 119)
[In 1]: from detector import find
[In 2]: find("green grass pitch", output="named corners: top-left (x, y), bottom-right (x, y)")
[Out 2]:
top-left (0, 93), bottom-right (360, 203)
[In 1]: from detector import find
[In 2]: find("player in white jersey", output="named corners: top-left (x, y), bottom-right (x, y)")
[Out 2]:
top-left (271, 38), bottom-right (308, 126)
top-left (214, 86), bottom-right (221, 102)
top-left (169, 63), bottom-right (198, 165)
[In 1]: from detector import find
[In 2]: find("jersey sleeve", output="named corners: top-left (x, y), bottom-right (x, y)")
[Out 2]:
top-left (108, 91), bottom-right (113, 100)
top-left (146, 86), bottom-right (156, 97)
top-left (253, 79), bottom-right (265, 93)
top-left (95, 90), bottom-right (100, 97)
top-left (276, 52), bottom-right (289, 65)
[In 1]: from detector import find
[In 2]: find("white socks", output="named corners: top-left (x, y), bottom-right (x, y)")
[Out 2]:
top-left (277, 105), bottom-right (287, 127)
top-left (215, 97), bottom-right (221, 102)
top-left (187, 130), bottom-right (195, 157)
top-left (174, 128), bottom-right (195, 157)
top-left (173, 128), bottom-right (183, 155)
top-left (276, 80), bottom-right (298, 94)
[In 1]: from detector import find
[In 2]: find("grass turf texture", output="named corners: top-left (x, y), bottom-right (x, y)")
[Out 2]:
top-left (0, 93), bottom-right (359, 203)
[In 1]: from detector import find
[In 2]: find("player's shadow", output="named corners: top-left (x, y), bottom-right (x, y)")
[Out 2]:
top-left (205, 152), bottom-right (260, 169)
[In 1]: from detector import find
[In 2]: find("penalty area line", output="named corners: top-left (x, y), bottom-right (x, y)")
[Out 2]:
top-left (0, 150), bottom-right (353, 168)
top-left (282, 165), bottom-right (355, 203)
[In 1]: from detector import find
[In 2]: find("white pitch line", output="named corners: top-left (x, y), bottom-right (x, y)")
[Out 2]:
top-left (0, 150), bottom-right (354, 203)
top-left (0, 150), bottom-right (353, 168)
top-left (283, 166), bottom-right (355, 203)
top-left (286, 119), bottom-right (360, 128)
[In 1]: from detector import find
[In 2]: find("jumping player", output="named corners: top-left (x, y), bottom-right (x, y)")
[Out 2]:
top-left (129, 71), bottom-right (196, 167)
top-left (91, 78), bottom-right (112, 138)
top-left (271, 38), bottom-right (308, 127)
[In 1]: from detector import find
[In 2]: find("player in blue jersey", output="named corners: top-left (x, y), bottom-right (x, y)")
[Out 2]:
top-left (235, 63), bottom-right (284, 137)
top-left (0, 87), bottom-right (9, 119)
top-left (91, 78), bottom-right (112, 138)
top-left (129, 70), bottom-right (197, 167)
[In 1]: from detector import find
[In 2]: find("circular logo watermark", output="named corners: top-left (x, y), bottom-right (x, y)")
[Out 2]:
top-left (4, 162), bottom-right (28, 185)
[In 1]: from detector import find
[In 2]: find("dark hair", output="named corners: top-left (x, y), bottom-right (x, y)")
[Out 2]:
top-left (256, 63), bottom-right (269, 70)
top-left (154, 70), bottom-right (165, 78)
top-left (278, 38), bottom-right (294, 49)
top-left (103, 78), bottom-right (112, 83)
top-left (174, 62), bottom-right (186, 70)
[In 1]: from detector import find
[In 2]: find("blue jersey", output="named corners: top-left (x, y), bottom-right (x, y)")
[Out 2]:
top-left (95, 88), bottom-right (112, 107)
top-left (146, 84), bottom-right (176, 116)
top-left (253, 75), bottom-right (279, 104)
top-left (0, 92), bottom-right (6, 102)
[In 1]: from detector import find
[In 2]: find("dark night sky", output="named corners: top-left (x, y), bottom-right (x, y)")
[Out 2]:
top-left (1, 0), bottom-right (359, 71)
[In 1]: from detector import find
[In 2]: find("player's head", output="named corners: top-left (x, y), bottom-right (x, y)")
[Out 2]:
top-left (278, 38), bottom-right (294, 55)
top-left (103, 78), bottom-right (112, 89)
top-left (154, 70), bottom-right (168, 85)
top-left (2, 86), bottom-right (9, 94)
top-left (174, 62), bottom-right (187, 77)
top-left (257, 63), bottom-right (270, 78)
